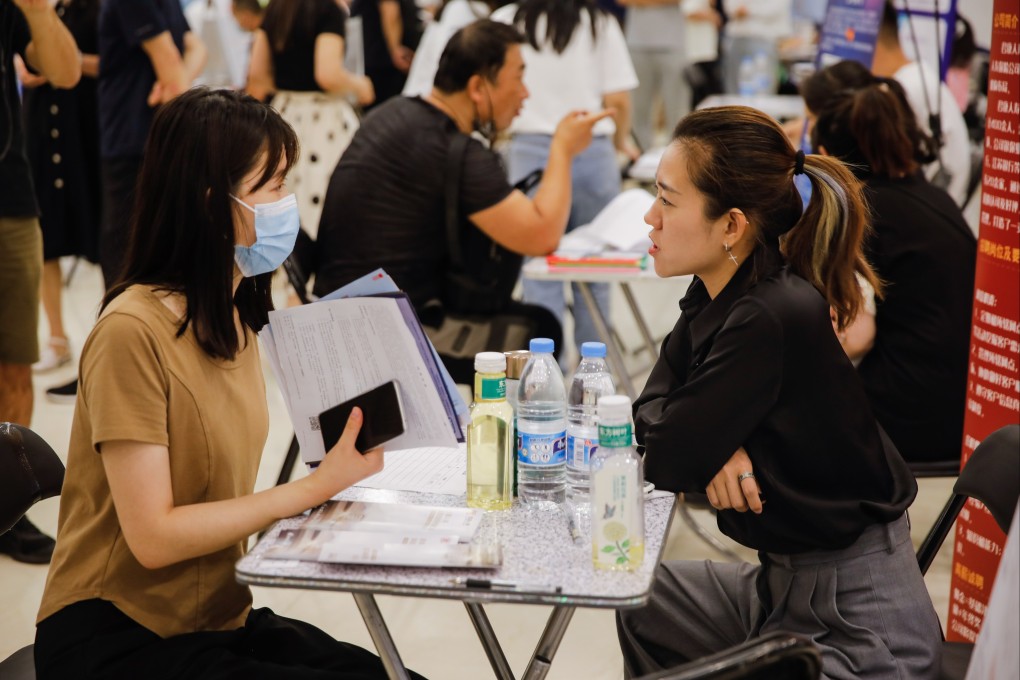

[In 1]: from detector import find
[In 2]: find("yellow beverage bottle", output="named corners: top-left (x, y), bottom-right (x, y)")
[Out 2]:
top-left (467, 353), bottom-right (514, 510)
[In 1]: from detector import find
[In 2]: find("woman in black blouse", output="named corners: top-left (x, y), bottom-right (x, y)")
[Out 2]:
top-left (617, 106), bottom-right (942, 679)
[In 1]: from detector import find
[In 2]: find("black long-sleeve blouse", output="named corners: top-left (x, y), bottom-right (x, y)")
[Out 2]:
top-left (634, 249), bottom-right (916, 554)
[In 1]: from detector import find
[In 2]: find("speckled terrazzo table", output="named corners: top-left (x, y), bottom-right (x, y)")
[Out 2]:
top-left (237, 486), bottom-right (676, 680)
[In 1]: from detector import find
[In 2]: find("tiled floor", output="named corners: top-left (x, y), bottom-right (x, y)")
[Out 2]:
top-left (1, 259), bottom-right (957, 678)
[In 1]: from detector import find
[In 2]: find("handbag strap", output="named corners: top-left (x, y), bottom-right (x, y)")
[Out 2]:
top-left (444, 132), bottom-right (470, 272)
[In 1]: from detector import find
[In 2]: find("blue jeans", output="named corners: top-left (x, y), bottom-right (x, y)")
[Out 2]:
top-left (506, 135), bottom-right (620, 364)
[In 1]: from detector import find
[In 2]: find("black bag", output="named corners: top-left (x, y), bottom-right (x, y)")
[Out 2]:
top-left (441, 134), bottom-right (541, 315)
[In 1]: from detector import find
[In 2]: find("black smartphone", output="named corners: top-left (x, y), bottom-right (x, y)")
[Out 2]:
top-left (318, 381), bottom-right (405, 453)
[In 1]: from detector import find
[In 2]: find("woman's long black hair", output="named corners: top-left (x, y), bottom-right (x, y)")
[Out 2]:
top-left (513, 0), bottom-right (600, 54)
top-left (262, 0), bottom-right (325, 53)
top-left (102, 88), bottom-right (299, 361)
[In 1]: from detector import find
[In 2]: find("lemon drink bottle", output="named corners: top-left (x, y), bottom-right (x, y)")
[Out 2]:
top-left (591, 395), bottom-right (644, 570)
top-left (467, 352), bottom-right (514, 510)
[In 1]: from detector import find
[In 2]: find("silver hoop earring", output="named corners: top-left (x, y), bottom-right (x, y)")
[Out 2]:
top-left (724, 243), bottom-right (738, 267)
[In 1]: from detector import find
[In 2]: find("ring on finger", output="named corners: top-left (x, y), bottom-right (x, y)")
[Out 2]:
top-left (737, 471), bottom-right (756, 483)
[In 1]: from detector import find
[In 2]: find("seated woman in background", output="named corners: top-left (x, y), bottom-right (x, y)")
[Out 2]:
top-left (34, 89), bottom-right (420, 680)
top-left (617, 106), bottom-right (942, 679)
top-left (807, 61), bottom-right (977, 465)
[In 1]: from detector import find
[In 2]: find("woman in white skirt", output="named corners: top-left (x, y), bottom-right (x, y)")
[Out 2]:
top-left (249, 0), bottom-right (374, 237)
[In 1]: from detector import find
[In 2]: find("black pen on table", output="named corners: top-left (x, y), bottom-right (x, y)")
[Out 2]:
top-left (451, 577), bottom-right (563, 594)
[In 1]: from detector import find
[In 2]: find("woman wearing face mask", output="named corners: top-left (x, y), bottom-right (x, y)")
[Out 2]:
top-left (616, 106), bottom-right (942, 679)
top-left (491, 0), bottom-right (638, 363)
top-left (34, 89), bottom-right (419, 680)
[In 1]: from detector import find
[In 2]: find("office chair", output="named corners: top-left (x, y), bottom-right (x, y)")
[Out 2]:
top-left (0, 422), bottom-right (67, 680)
top-left (913, 424), bottom-right (1020, 680)
top-left (635, 631), bottom-right (821, 680)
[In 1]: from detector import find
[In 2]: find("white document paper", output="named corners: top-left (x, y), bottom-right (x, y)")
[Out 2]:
top-left (262, 297), bottom-right (459, 463)
top-left (565, 188), bottom-right (655, 252)
top-left (355, 445), bottom-right (466, 495)
top-left (305, 500), bottom-right (482, 542)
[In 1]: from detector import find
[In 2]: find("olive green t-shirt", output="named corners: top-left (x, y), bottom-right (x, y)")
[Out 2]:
top-left (38, 286), bottom-right (269, 638)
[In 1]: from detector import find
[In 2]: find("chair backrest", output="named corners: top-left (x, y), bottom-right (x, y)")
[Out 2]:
top-left (0, 423), bottom-right (65, 534)
top-left (639, 632), bottom-right (822, 680)
top-left (916, 424), bottom-right (1020, 575)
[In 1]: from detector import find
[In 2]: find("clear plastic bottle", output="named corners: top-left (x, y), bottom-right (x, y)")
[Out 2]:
top-left (591, 395), bottom-right (644, 571)
top-left (566, 342), bottom-right (616, 503)
top-left (516, 338), bottom-right (567, 506)
top-left (504, 350), bottom-right (530, 497)
top-left (467, 352), bottom-right (514, 510)
top-left (737, 55), bottom-right (757, 97)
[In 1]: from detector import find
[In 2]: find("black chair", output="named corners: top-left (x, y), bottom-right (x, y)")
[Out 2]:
top-left (0, 422), bottom-right (67, 680)
top-left (635, 631), bottom-right (822, 680)
top-left (914, 424), bottom-right (1020, 680)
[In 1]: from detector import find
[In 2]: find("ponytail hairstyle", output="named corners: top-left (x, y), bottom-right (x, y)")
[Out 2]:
top-left (672, 106), bottom-right (882, 329)
top-left (811, 79), bottom-right (920, 179)
top-left (802, 60), bottom-right (936, 166)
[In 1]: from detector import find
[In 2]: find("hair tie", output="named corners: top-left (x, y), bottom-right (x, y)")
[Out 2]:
top-left (793, 150), bottom-right (806, 176)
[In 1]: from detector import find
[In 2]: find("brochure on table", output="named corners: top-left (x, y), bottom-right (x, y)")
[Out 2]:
top-left (262, 500), bottom-right (499, 568)
top-left (260, 269), bottom-right (468, 465)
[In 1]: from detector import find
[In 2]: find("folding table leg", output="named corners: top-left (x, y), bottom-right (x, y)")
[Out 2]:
top-left (352, 593), bottom-right (411, 680)
top-left (576, 282), bottom-right (636, 398)
top-left (521, 606), bottom-right (576, 680)
top-left (464, 602), bottom-right (516, 680)
top-left (620, 283), bottom-right (659, 364)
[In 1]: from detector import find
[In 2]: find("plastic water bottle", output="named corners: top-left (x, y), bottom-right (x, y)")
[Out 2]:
top-left (737, 56), bottom-right (757, 97)
top-left (504, 350), bottom-right (530, 497)
top-left (591, 395), bottom-right (644, 571)
top-left (566, 342), bottom-right (616, 502)
top-left (516, 338), bottom-right (567, 506)
top-left (753, 51), bottom-right (772, 95)
top-left (467, 352), bottom-right (514, 510)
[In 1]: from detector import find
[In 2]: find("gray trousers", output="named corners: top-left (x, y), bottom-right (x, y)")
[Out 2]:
top-left (629, 48), bottom-right (690, 151)
top-left (618, 515), bottom-right (943, 679)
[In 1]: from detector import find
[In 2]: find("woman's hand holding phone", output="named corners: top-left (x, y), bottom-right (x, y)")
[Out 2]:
top-left (305, 407), bottom-right (384, 506)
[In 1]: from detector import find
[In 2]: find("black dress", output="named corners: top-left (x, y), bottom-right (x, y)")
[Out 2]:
top-left (22, 0), bottom-right (101, 263)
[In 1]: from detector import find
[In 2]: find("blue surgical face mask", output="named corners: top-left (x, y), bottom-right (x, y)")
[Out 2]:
top-left (230, 193), bottom-right (300, 277)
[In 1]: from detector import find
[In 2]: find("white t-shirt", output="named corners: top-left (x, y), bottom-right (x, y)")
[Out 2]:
top-left (491, 4), bottom-right (638, 137)
top-left (894, 61), bottom-right (971, 207)
top-left (402, 0), bottom-right (492, 97)
top-left (184, 0), bottom-right (251, 90)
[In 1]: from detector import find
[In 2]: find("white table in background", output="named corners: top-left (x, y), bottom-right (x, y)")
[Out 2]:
top-left (521, 259), bottom-right (691, 399)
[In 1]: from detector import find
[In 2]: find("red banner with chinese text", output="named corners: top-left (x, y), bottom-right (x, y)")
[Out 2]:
top-left (946, 0), bottom-right (1020, 644)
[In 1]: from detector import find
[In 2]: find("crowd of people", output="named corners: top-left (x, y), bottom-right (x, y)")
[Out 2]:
top-left (0, 0), bottom-right (988, 678)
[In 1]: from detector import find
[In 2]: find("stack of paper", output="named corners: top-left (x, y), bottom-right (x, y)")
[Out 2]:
top-left (260, 270), bottom-right (468, 466)
top-left (262, 500), bottom-right (500, 568)
top-left (550, 188), bottom-right (656, 267)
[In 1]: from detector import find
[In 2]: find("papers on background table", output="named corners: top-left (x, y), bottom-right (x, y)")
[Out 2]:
top-left (260, 270), bottom-right (468, 465)
top-left (551, 188), bottom-right (655, 262)
top-left (262, 500), bottom-right (500, 568)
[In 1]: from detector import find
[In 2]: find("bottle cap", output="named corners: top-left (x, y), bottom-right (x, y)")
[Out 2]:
top-left (474, 352), bottom-right (506, 373)
top-left (580, 342), bottom-right (607, 358)
top-left (598, 394), bottom-right (633, 421)
top-left (504, 350), bottom-right (530, 379)
top-left (529, 338), bottom-right (554, 354)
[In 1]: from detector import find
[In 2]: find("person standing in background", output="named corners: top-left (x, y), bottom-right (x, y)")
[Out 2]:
top-left (493, 0), bottom-right (638, 364)
top-left (0, 0), bottom-right (81, 564)
top-left (17, 0), bottom-right (101, 376)
top-left (248, 0), bottom-right (374, 237)
top-left (44, 0), bottom-right (206, 405)
top-left (351, 0), bottom-right (422, 109)
top-left (720, 0), bottom-right (791, 95)
top-left (618, 0), bottom-right (687, 151)
top-left (871, 1), bottom-right (970, 209)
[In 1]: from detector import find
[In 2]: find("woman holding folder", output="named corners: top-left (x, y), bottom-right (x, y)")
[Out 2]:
top-left (616, 106), bottom-right (942, 679)
top-left (34, 88), bottom-right (422, 680)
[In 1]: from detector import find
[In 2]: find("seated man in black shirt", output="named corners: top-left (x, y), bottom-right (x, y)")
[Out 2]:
top-left (315, 19), bottom-right (612, 381)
